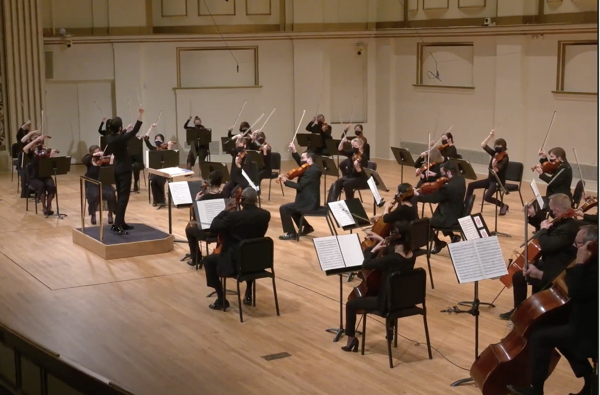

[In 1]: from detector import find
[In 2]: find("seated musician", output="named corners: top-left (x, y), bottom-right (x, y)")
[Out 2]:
top-left (326, 137), bottom-right (369, 202)
top-left (529, 147), bottom-right (573, 231)
top-left (278, 144), bottom-right (322, 240)
top-left (438, 132), bottom-right (458, 161)
top-left (250, 131), bottom-right (272, 184)
top-left (227, 121), bottom-right (250, 139)
top-left (340, 125), bottom-right (369, 176)
top-left (575, 197), bottom-right (598, 224)
top-left (222, 137), bottom-right (250, 198)
top-left (144, 125), bottom-right (175, 208)
top-left (413, 161), bottom-right (466, 254)
top-left (305, 114), bottom-right (332, 155)
top-left (465, 129), bottom-right (510, 215)
top-left (184, 116), bottom-right (208, 168)
top-left (23, 134), bottom-right (57, 216)
top-left (342, 221), bottom-right (416, 352)
top-left (18, 128), bottom-right (40, 198)
top-left (499, 193), bottom-right (580, 320)
top-left (82, 145), bottom-right (116, 225)
top-left (507, 225), bottom-right (598, 395)
top-left (184, 170), bottom-right (225, 267)
top-left (414, 147), bottom-right (444, 188)
top-left (201, 188), bottom-right (271, 310)
top-left (370, 183), bottom-right (417, 225)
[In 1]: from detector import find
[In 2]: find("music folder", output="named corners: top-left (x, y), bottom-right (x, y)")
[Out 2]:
top-left (313, 234), bottom-right (364, 275)
top-left (327, 198), bottom-right (370, 230)
top-left (194, 199), bottom-right (227, 230)
top-left (447, 236), bottom-right (508, 284)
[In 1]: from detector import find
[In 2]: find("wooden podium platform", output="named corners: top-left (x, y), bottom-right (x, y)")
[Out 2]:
top-left (72, 223), bottom-right (174, 260)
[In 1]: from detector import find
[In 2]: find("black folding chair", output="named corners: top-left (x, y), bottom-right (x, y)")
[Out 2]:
top-left (266, 152), bottom-right (284, 200)
top-left (481, 161), bottom-right (524, 211)
top-left (410, 218), bottom-right (434, 289)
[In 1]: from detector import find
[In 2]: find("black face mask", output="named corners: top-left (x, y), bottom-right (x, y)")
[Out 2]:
top-left (549, 157), bottom-right (556, 162)
top-left (155, 140), bottom-right (163, 147)
top-left (300, 160), bottom-right (307, 165)
top-left (354, 130), bottom-right (362, 136)
top-left (495, 146), bottom-right (504, 153)
top-left (441, 139), bottom-right (448, 144)
top-left (236, 146), bottom-right (245, 153)
top-left (352, 148), bottom-right (360, 154)
top-left (257, 138), bottom-right (265, 144)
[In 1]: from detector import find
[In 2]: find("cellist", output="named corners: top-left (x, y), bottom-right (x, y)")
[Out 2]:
top-left (507, 225), bottom-right (598, 395)
top-left (341, 221), bottom-right (415, 353)
top-left (278, 143), bottom-right (322, 240)
top-left (499, 193), bottom-right (580, 320)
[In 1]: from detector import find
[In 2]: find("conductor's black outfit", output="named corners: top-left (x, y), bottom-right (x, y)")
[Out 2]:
top-left (105, 120), bottom-right (143, 229)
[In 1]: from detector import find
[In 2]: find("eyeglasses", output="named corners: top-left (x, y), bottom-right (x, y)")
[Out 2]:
top-left (573, 240), bottom-right (585, 247)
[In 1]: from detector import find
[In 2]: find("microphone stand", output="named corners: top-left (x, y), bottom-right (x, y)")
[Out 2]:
top-left (490, 168), bottom-right (510, 238)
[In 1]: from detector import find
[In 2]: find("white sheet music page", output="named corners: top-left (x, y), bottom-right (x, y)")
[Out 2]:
top-left (196, 199), bottom-right (226, 229)
top-left (161, 167), bottom-right (194, 177)
top-left (241, 169), bottom-right (260, 191)
top-left (367, 177), bottom-right (383, 206)
top-left (530, 179), bottom-right (544, 209)
top-left (313, 236), bottom-right (346, 271)
top-left (168, 182), bottom-right (192, 205)
top-left (474, 236), bottom-right (508, 280)
top-left (337, 234), bottom-right (364, 268)
top-left (447, 240), bottom-right (485, 284)
top-left (458, 216), bottom-right (481, 241)
top-left (328, 201), bottom-right (355, 227)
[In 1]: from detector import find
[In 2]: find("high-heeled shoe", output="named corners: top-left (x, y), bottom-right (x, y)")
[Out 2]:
top-left (91, 214), bottom-right (97, 225)
top-left (341, 338), bottom-right (359, 352)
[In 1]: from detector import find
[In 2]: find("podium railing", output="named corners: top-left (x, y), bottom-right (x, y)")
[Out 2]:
top-left (79, 176), bottom-right (105, 242)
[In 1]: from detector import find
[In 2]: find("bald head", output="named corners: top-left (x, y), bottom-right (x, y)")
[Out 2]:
top-left (242, 187), bottom-right (257, 205)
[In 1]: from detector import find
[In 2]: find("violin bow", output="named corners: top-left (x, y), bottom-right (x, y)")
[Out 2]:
top-left (540, 111), bottom-right (556, 152)
top-left (314, 94), bottom-right (322, 118)
top-left (95, 100), bottom-right (104, 118)
top-left (426, 133), bottom-right (431, 176)
top-left (231, 100), bottom-right (247, 130)
top-left (257, 107), bottom-right (276, 132)
top-left (128, 100), bottom-right (133, 124)
top-left (572, 148), bottom-right (585, 188)
top-left (523, 202), bottom-right (529, 281)
top-left (288, 110), bottom-right (306, 151)
top-left (248, 113), bottom-right (265, 132)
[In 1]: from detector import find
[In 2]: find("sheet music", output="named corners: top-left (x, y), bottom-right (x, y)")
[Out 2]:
top-left (458, 216), bottom-right (481, 241)
top-left (313, 236), bottom-right (346, 271)
top-left (241, 169), bottom-right (260, 191)
top-left (448, 236), bottom-right (507, 283)
top-left (367, 177), bottom-right (383, 206)
top-left (530, 180), bottom-right (544, 209)
top-left (337, 234), bottom-right (364, 268)
top-left (328, 201), bottom-right (355, 227)
top-left (196, 199), bottom-right (226, 229)
top-left (161, 167), bottom-right (193, 177)
top-left (474, 236), bottom-right (509, 280)
top-left (168, 182), bottom-right (192, 205)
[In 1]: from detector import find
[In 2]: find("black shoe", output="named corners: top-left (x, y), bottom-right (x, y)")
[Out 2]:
top-left (181, 253), bottom-right (191, 262)
top-left (45, 209), bottom-right (54, 216)
top-left (500, 204), bottom-right (509, 216)
top-left (300, 226), bottom-right (315, 236)
top-left (243, 296), bottom-right (252, 305)
top-left (451, 235), bottom-right (461, 243)
top-left (122, 223), bottom-right (134, 230)
top-left (187, 260), bottom-right (197, 267)
top-left (431, 241), bottom-right (447, 254)
top-left (208, 299), bottom-right (230, 311)
top-left (279, 233), bottom-right (298, 240)
top-left (91, 214), bottom-right (97, 225)
top-left (507, 385), bottom-right (534, 395)
top-left (569, 373), bottom-right (593, 395)
top-left (111, 225), bottom-right (128, 235)
top-left (499, 309), bottom-right (515, 321)
top-left (157, 203), bottom-right (166, 210)
top-left (341, 338), bottom-right (359, 352)
top-left (152, 202), bottom-right (157, 207)
top-left (132, 182), bottom-right (139, 193)
top-left (108, 213), bottom-right (114, 224)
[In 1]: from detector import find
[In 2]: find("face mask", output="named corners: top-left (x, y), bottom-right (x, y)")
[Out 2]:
top-left (257, 138), bottom-right (265, 144)
top-left (155, 140), bottom-right (163, 146)
top-left (236, 146), bottom-right (245, 153)
top-left (300, 160), bottom-right (307, 165)
top-left (549, 157), bottom-right (556, 162)
top-left (441, 139), bottom-right (448, 144)
top-left (495, 146), bottom-right (504, 153)
top-left (354, 130), bottom-right (362, 136)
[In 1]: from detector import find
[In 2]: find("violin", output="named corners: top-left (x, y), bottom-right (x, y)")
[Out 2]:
top-left (34, 146), bottom-right (52, 159)
top-left (277, 163), bottom-right (309, 184)
top-left (93, 156), bottom-right (111, 166)
top-left (437, 143), bottom-right (449, 151)
top-left (418, 177), bottom-right (449, 195)
top-left (213, 187), bottom-right (243, 255)
top-left (531, 159), bottom-right (562, 174)
top-left (494, 151), bottom-right (507, 162)
top-left (418, 161), bottom-right (437, 175)
top-left (352, 152), bottom-right (362, 164)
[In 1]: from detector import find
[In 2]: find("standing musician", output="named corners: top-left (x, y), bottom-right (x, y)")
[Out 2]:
top-left (414, 147), bottom-right (444, 188)
top-left (326, 137), bottom-right (369, 202)
top-left (306, 114), bottom-right (332, 155)
top-left (143, 125), bottom-right (176, 209)
top-left (499, 193), bottom-right (580, 320)
top-left (437, 132), bottom-right (458, 161)
top-left (82, 145), bottom-right (116, 225)
top-left (184, 170), bottom-right (226, 267)
top-left (342, 221), bottom-right (416, 352)
top-left (340, 125), bottom-right (369, 177)
top-left (370, 183), bottom-right (418, 225)
top-left (202, 188), bottom-right (271, 310)
top-left (413, 161), bottom-right (466, 254)
top-left (184, 116), bottom-right (208, 169)
top-left (278, 143), bottom-right (322, 240)
top-left (222, 137), bottom-right (250, 198)
top-left (507, 225), bottom-right (598, 395)
top-left (23, 134), bottom-right (57, 216)
top-left (464, 129), bottom-right (510, 215)
top-left (105, 106), bottom-right (144, 235)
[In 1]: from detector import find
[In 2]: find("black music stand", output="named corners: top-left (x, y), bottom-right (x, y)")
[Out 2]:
top-left (390, 147), bottom-right (414, 183)
top-left (451, 159), bottom-right (478, 181)
top-left (296, 133), bottom-right (323, 153)
top-left (127, 136), bottom-right (143, 157)
top-left (326, 139), bottom-right (343, 169)
top-left (490, 169), bottom-right (510, 238)
top-left (39, 156), bottom-right (71, 219)
top-left (200, 162), bottom-right (231, 183)
top-left (148, 150), bottom-right (179, 170)
top-left (99, 136), bottom-right (108, 150)
top-left (313, 156), bottom-right (339, 203)
top-left (364, 168), bottom-right (390, 216)
top-left (245, 150), bottom-right (265, 169)
top-left (186, 128), bottom-right (212, 162)
top-left (325, 265), bottom-right (363, 342)
top-left (220, 137), bottom-right (236, 154)
top-left (98, 166), bottom-right (115, 185)
top-left (329, 198), bottom-right (370, 232)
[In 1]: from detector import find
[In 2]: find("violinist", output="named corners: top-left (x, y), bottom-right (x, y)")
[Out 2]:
top-left (370, 183), bottom-right (418, 225)
top-left (306, 114), bottom-right (332, 155)
top-left (464, 129), bottom-right (510, 215)
top-left (326, 137), bottom-right (369, 202)
top-left (184, 170), bottom-right (226, 267)
top-left (340, 125), bottom-right (370, 177)
top-left (437, 132), bottom-right (458, 161)
top-left (227, 121), bottom-right (251, 139)
top-left (414, 147), bottom-right (444, 188)
top-left (278, 144), bottom-right (322, 240)
top-left (499, 193), bottom-right (580, 320)
top-left (507, 225), bottom-right (598, 395)
top-left (144, 125), bottom-right (175, 209)
top-left (250, 130), bottom-right (272, 183)
top-left (23, 134), bottom-right (57, 216)
top-left (82, 145), bottom-right (116, 225)
top-left (342, 221), bottom-right (416, 352)
top-left (222, 137), bottom-right (250, 198)
top-left (18, 128), bottom-right (40, 198)
top-left (414, 161), bottom-right (466, 254)
top-left (184, 116), bottom-right (208, 169)
top-left (202, 188), bottom-right (270, 310)
top-left (575, 198), bottom-right (598, 224)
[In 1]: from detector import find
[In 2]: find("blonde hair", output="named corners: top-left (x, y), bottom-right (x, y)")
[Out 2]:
top-left (351, 138), bottom-right (364, 148)
top-left (549, 193), bottom-right (572, 210)
top-left (429, 148), bottom-right (444, 163)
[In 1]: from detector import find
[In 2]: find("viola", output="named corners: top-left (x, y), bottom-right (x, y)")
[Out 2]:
top-left (437, 143), bottom-right (449, 151)
top-left (494, 151), bottom-right (507, 162)
top-left (34, 146), bottom-right (52, 159)
top-left (418, 177), bottom-right (449, 195)
top-left (213, 187), bottom-right (243, 255)
top-left (93, 155), bottom-right (111, 166)
top-left (531, 159), bottom-right (561, 174)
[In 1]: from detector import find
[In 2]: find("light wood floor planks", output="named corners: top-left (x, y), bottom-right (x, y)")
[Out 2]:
top-left (0, 160), bottom-right (590, 395)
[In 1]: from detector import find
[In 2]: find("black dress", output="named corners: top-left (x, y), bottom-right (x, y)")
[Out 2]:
top-left (82, 154), bottom-right (117, 216)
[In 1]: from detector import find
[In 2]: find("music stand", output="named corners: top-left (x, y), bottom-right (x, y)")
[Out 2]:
top-left (390, 147), bottom-right (415, 183)
top-left (39, 156), bottom-right (71, 219)
top-left (450, 159), bottom-right (478, 181)
top-left (326, 139), bottom-right (342, 168)
top-left (296, 133), bottom-right (323, 152)
top-left (364, 168), bottom-right (390, 216)
top-left (245, 150), bottom-right (265, 169)
top-left (99, 136), bottom-right (108, 150)
top-left (186, 128), bottom-right (212, 162)
top-left (220, 137), bottom-right (236, 154)
top-left (325, 265), bottom-right (363, 342)
top-left (490, 169), bottom-right (510, 238)
top-left (127, 136), bottom-right (143, 157)
top-left (148, 150), bottom-right (179, 170)
top-left (200, 162), bottom-right (231, 183)
top-left (329, 198), bottom-right (370, 232)
top-left (314, 156), bottom-right (340, 203)
top-left (98, 166), bottom-right (115, 185)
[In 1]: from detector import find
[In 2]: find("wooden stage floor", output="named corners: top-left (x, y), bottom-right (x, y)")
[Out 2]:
top-left (0, 159), bottom-right (585, 395)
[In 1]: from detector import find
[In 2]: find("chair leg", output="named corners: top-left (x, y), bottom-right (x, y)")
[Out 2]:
top-left (252, 280), bottom-right (256, 307)
top-left (221, 278), bottom-right (227, 311)
top-left (357, 189), bottom-right (363, 203)
top-left (394, 318), bottom-right (398, 348)
top-left (387, 319), bottom-right (394, 368)
top-left (361, 314), bottom-right (367, 355)
top-left (518, 190), bottom-right (524, 206)
top-left (420, 203), bottom-right (425, 218)
top-left (236, 281), bottom-right (244, 323)
top-left (297, 216), bottom-right (304, 242)
top-left (268, 179), bottom-right (272, 201)
top-left (272, 276), bottom-right (280, 316)
top-left (142, 168), bottom-right (147, 187)
top-left (426, 252), bottom-right (434, 289)
top-left (423, 310), bottom-right (433, 359)
top-left (279, 181), bottom-right (285, 197)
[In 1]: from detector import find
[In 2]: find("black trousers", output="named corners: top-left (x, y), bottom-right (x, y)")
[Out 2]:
top-left (258, 168), bottom-right (271, 184)
top-left (29, 177), bottom-right (56, 208)
top-left (511, 268), bottom-right (544, 309)
top-left (530, 324), bottom-right (593, 393)
top-left (185, 224), bottom-right (206, 261)
top-left (465, 178), bottom-right (503, 207)
top-left (187, 147), bottom-right (209, 167)
top-left (149, 174), bottom-right (166, 204)
top-left (19, 168), bottom-right (28, 198)
top-left (114, 171), bottom-right (132, 227)
top-left (85, 183), bottom-right (116, 215)
top-left (345, 297), bottom-right (378, 337)
top-left (279, 202), bottom-right (311, 234)
top-left (203, 254), bottom-right (253, 301)
top-left (131, 160), bottom-right (144, 184)
top-left (327, 176), bottom-right (368, 202)
top-left (339, 158), bottom-right (351, 177)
